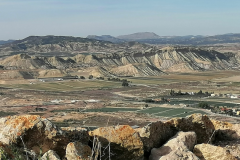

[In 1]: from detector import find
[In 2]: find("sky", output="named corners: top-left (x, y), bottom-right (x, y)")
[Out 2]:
top-left (1, 0), bottom-right (240, 40)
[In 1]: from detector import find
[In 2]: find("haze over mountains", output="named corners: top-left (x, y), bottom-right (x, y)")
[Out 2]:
top-left (2, 32), bottom-right (240, 46)
top-left (87, 32), bottom-right (240, 45)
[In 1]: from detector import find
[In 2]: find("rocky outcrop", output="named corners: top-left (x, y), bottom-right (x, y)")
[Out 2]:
top-left (1, 114), bottom-right (240, 159)
top-left (89, 125), bottom-right (144, 160)
top-left (41, 150), bottom-right (60, 160)
top-left (0, 115), bottom-right (69, 158)
top-left (211, 120), bottom-right (240, 140)
top-left (136, 121), bottom-right (176, 153)
top-left (166, 114), bottom-right (215, 143)
top-left (193, 144), bottom-right (237, 160)
top-left (149, 131), bottom-right (198, 160)
top-left (65, 142), bottom-right (91, 160)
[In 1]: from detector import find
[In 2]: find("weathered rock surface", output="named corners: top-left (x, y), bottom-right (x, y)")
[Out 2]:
top-left (136, 121), bottom-right (175, 153)
top-left (61, 127), bottom-right (90, 145)
top-left (193, 144), bottom-right (237, 160)
top-left (41, 150), bottom-right (60, 160)
top-left (65, 142), bottom-right (91, 160)
top-left (167, 114), bottom-right (215, 143)
top-left (150, 131), bottom-right (198, 160)
top-left (89, 125), bottom-right (144, 160)
top-left (211, 120), bottom-right (240, 140)
top-left (0, 115), bottom-right (69, 158)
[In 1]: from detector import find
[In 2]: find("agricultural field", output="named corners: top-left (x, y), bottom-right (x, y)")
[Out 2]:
top-left (137, 107), bottom-right (209, 118)
top-left (83, 107), bottom-right (140, 112)
top-left (0, 80), bottom-right (122, 91)
top-left (169, 99), bottom-right (240, 108)
top-left (78, 106), bottom-right (210, 118)
top-left (128, 71), bottom-right (240, 85)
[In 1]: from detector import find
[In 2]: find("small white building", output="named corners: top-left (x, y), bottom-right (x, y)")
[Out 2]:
top-left (231, 95), bottom-right (238, 99)
top-left (211, 94), bottom-right (216, 97)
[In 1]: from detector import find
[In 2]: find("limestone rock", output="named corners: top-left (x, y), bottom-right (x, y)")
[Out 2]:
top-left (211, 120), bottom-right (240, 140)
top-left (61, 127), bottom-right (90, 145)
top-left (136, 121), bottom-right (175, 153)
top-left (166, 114), bottom-right (215, 143)
top-left (150, 131), bottom-right (199, 160)
top-left (65, 142), bottom-right (91, 160)
top-left (193, 144), bottom-right (237, 160)
top-left (0, 115), bottom-right (69, 158)
top-left (89, 125), bottom-right (144, 160)
top-left (41, 150), bottom-right (60, 160)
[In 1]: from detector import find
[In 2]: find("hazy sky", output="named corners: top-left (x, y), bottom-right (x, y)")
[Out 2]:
top-left (1, 0), bottom-right (240, 40)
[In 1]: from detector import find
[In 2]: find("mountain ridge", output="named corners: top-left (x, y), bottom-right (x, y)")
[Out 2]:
top-left (87, 33), bottom-right (240, 45)
top-left (0, 46), bottom-right (238, 77)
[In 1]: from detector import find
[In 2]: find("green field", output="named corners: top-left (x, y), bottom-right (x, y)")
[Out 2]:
top-left (169, 99), bottom-right (240, 108)
top-left (137, 107), bottom-right (172, 114)
top-left (139, 107), bottom-right (209, 118)
top-left (83, 108), bottom-right (139, 112)
top-left (81, 106), bottom-right (209, 118)
top-left (127, 71), bottom-right (240, 85)
top-left (0, 80), bottom-right (121, 91)
top-left (154, 108), bottom-right (207, 117)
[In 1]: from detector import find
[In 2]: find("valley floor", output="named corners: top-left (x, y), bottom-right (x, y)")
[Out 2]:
top-left (0, 71), bottom-right (240, 127)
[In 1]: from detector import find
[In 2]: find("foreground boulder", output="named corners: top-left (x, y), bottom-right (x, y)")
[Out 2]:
top-left (166, 114), bottom-right (215, 143)
top-left (0, 115), bottom-right (69, 158)
top-left (65, 141), bottom-right (91, 160)
top-left (150, 131), bottom-right (199, 160)
top-left (41, 150), bottom-right (60, 160)
top-left (89, 125), bottom-right (144, 160)
top-left (211, 120), bottom-right (240, 140)
top-left (193, 144), bottom-right (237, 160)
top-left (136, 121), bottom-right (176, 153)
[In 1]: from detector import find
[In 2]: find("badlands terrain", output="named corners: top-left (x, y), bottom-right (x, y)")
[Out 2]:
top-left (0, 35), bottom-right (240, 159)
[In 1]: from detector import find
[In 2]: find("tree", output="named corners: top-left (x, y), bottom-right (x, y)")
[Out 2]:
top-left (170, 89), bottom-right (175, 96)
top-left (122, 81), bottom-right (129, 87)
top-left (198, 102), bottom-right (210, 109)
top-left (178, 90), bottom-right (182, 95)
top-left (80, 76), bottom-right (85, 79)
top-left (89, 75), bottom-right (93, 79)
top-left (197, 90), bottom-right (203, 95)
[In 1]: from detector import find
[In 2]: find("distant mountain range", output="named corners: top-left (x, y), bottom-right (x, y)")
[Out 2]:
top-left (0, 35), bottom-right (240, 77)
top-left (117, 32), bottom-right (161, 40)
top-left (0, 35), bottom-right (150, 57)
top-left (86, 35), bottom-right (125, 43)
top-left (0, 40), bottom-right (15, 45)
top-left (87, 32), bottom-right (240, 45)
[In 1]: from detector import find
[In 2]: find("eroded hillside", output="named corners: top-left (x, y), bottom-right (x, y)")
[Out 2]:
top-left (0, 46), bottom-right (239, 77)
top-left (0, 36), bottom-right (239, 77)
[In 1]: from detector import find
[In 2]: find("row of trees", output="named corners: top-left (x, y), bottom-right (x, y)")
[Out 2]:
top-left (107, 78), bottom-right (130, 87)
top-left (79, 75), bottom-right (130, 86)
top-left (170, 89), bottom-right (213, 97)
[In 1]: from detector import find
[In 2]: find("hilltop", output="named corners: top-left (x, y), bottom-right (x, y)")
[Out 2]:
top-left (117, 32), bottom-right (161, 40)
top-left (0, 36), bottom-right (150, 56)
